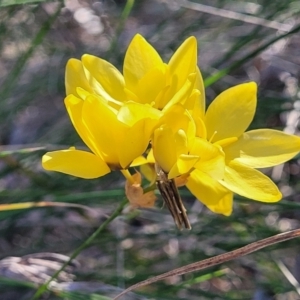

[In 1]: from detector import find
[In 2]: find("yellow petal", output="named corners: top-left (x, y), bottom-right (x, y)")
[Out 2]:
top-left (117, 102), bottom-right (161, 168)
top-left (124, 87), bottom-right (139, 102)
top-left (153, 127), bottom-right (193, 175)
top-left (117, 118), bottom-right (153, 169)
top-left (42, 149), bottom-right (110, 179)
top-left (117, 101), bottom-right (161, 128)
top-left (221, 160), bottom-right (282, 202)
top-left (76, 87), bottom-right (92, 100)
top-left (124, 34), bottom-right (163, 91)
top-left (194, 67), bottom-right (206, 119)
top-left (65, 95), bottom-right (101, 157)
top-left (82, 96), bottom-right (150, 169)
top-left (160, 104), bottom-right (196, 142)
top-left (140, 163), bottom-right (156, 184)
top-left (65, 59), bottom-right (93, 97)
top-left (205, 82), bottom-right (257, 142)
top-left (188, 87), bottom-right (207, 139)
top-left (190, 138), bottom-right (225, 180)
top-left (182, 88), bottom-right (198, 111)
top-left (131, 156), bottom-right (148, 167)
top-left (193, 112), bottom-right (207, 139)
top-left (162, 73), bottom-right (196, 111)
top-left (168, 154), bottom-right (199, 179)
top-left (168, 36), bottom-right (197, 92)
top-left (224, 129), bottom-right (300, 167)
top-left (186, 169), bottom-right (233, 215)
top-left (82, 95), bottom-right (120, 167)
top-left (177, 154), bottom-right (199, 173)
top-left (134, 65), bottom-right (167, 104)
top-left (153, 127), bottom-right (177, 173)
top-left (154, 85), bottom-right (171, 110)
top-left (147, 148), bottom-right (155, 164)
top-left (215, 137), bottom-right (238, 148)
top-left (81, 54), bottom-right (127, 102)
top-left (206, 193), bottom-right (233, 216)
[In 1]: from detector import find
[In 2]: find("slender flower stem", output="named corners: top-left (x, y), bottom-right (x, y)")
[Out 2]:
top-left (204, 22), bottom-right (300, 87)
top-left (31, 198), bottom-right (128, 300)
top-left (107, 0), bottom-right (135, 59)
top-left (121, 169), bottom-right (135, 184)
top-left (0, 3), bottom-right (64, 101)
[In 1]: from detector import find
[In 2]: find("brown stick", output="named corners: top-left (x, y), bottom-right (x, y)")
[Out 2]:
top-left (114, 228), bottom-right (300, 299)
top-left (156, 164), bottom-right (191, 230)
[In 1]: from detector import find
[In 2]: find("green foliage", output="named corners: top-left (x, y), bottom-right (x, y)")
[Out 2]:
top-left (0, 0), bottom-right (52, 7)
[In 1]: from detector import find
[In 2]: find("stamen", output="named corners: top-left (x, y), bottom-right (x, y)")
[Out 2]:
top-left (209, 131), bottom-right (217, 143)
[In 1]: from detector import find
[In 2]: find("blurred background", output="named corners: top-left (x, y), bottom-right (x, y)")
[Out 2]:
top-left (0, 0), bottom-right (300, 299)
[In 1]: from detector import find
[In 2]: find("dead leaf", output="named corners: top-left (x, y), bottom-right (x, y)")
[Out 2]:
top-left (125, 172), bottom-right (157, 208)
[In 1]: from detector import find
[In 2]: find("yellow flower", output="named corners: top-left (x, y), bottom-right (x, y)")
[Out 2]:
top-left (152, 80), bottom-right (300, 217)
top-left (152, 104), bottom-right (228, 215)
top-left (42, 93), bottom-right (161, 178)
top-left (42, 32), bottom-right (300, 223)
top-left (153, 104), bottom-right (203, 178)
top-left (65, 34), bottom-right (203, 111)
top-left (186, 81), bottom-right (300, 215)
top-left (42, 33), bottom-right (202, 211)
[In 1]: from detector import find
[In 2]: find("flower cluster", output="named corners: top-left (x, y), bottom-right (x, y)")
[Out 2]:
top-left (42, 34), bottom-right (300, 228)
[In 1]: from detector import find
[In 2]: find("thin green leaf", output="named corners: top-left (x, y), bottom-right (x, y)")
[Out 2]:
top-left (0, 201), bottom-right (93, 212)
top-left (0, 146), bottom-right (45, 157)
top-left (0, 276), bottom-right (36, 289)
top-left (0, 0), bottom-right (49, 7)
top-left (55, 291), bottom-right (112, 300)
top-left (204, 23), bottom-right (300, 87)
top-left (31, 198), bottom-right (128, 300)
top-left (181, 269), bottom-right (228, 287)
top-left (0, 2), bottom-right (63, 100)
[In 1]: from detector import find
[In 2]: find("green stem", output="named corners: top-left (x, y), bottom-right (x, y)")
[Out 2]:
top-left (0, 2), bottom-right (64, 101)
top-left (30, 197), bottom-right (128, 300)
top-left (144, 182), bottom-right (157, 194)
top-left (204, 22), bottom-right (300, 87)
top-left (106, 0), bottom-right (135, 60)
